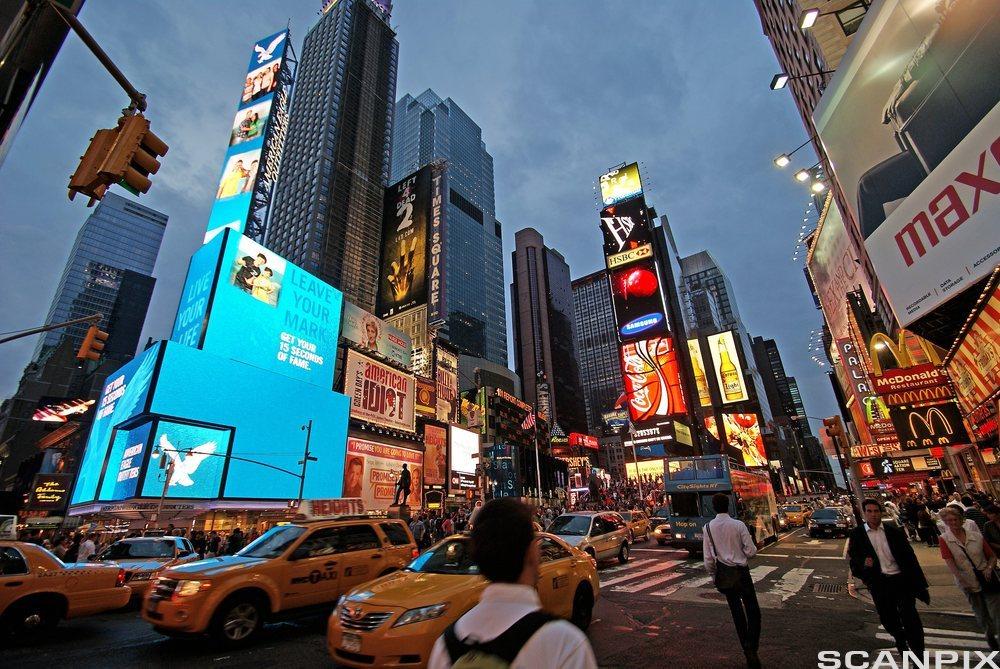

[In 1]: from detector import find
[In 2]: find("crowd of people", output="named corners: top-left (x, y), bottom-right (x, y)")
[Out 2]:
top-left (16, 524), bottom-right (264, 561)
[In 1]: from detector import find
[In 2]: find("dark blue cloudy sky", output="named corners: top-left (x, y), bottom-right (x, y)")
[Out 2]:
top-left (0, 1), bottom-right (836, 427)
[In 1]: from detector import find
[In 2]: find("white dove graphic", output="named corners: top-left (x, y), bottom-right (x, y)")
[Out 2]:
top-left (160, 434), bottom-right (217, 487)
top-left (254, 33), bottom-right (286, 64)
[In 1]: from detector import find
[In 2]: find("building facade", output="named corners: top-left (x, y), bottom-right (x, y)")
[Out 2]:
top-left (266, 0), bottom-right (398, 312)
top-left (571, 270), bottom-right (623, 434)
top-left (390, 89), bottom-right (506, 364)
top-left (511, 228), bottom-right (587, 436)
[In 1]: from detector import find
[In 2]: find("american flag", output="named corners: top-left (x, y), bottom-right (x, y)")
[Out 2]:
top-left (521, 411), bottom-right (535, 430)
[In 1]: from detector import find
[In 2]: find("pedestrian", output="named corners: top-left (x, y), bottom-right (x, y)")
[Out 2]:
top-left (984, 506), bottom-right (1000, 556)
top-left (938, 506), bottom-right (1000, 650)
top-left (916, 505), bottom-right (939, 547)
top-left (703, 492), bottom-right (761, 669)
top-left (207, 531), bottom-right (221, 557)
top-left (848, 499), bottom-right (929, 656)
top-left (964, 496), bottom-right (989, 531)
top-left (427, 498), bottom-right (597, 669)
top-left (64, 534), bottom-right (82, 563)
top-left (226, 527), bottom-right (245, 555)
top-left (410, 515), bottom-right (426, 548)
top-left (78, 533), bottom-right (97, 562)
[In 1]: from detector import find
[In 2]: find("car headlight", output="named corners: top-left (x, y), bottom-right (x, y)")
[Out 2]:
top-left (392, 603), bottom-right (448, 627)
top-left (175, 580), bottom-right (210, 597)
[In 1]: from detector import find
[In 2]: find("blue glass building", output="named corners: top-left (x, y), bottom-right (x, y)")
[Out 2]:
top-left (390, 89), bottom-right (507, 366)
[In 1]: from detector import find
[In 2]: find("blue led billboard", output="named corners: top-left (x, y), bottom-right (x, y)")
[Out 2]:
top-left (139, 420), bottom-right (231, 499)
top-left (171, 235), bottom-right (224, 348)
top-left (99, 420), bottom-right (153, 501)
top-left (71, 343), bottom-right (161, 505)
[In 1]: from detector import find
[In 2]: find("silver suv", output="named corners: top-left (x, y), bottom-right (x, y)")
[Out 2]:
top-left (547, 511), bottom-right (631, 564)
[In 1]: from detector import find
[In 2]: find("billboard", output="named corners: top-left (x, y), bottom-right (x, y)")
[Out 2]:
top-left (948, 284), bottom-right (1000, 413)
top-left (625, 459), bottom-right (665, 481)
top-left (722, 413), bottom-right (767, 468)
top-left (378, 166), bottom-right (431, 318)
top-left (423, 424), bottom-right (447, 486)
top-left (341, 301), bottom-right (412, 368)
top-left (619, 337), bottom-right (687, 424)
top-left (415, 376), bottom-right (436, 417)
top-left (599, 163), bottom-right (643, 206)
top-left (706, 331), bottom-right (749, 404)
top-left (812, 0), bottom-right (1000, 325)
top-left (99, 420), bottom-right (153, 501)
top-left (205, 30), bottom-right (288, 243)
top-left (449, 425), bottom-right (478, 492)
top-left (344, 350), bottom-right (416, 433)
top-left (172, 229), bottom-right (343, 389)
top-left (888, 401), bottom-right (971, 450)
top-left (601, 198), bottom-right (653, 259)
top-left (428, 164), bottom-right (448, 324)
top-left (687, 338), bottom-right (713, 407)
top-left (609, 260), bottom-right (670, 340)
top-left (344, 438), bottom-right (422, 511)
top-left (32, 398), bottom-right (94, 422)
top-left (435, 347), bottom-right (459, 423)
top-left (138, 421), bottom-right (231, 500)
top-left (28, 474), bottom-right (74, 511)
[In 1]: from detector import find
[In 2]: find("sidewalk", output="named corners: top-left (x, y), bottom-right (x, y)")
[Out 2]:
top-left (850, 539), bottom-right (973, 616)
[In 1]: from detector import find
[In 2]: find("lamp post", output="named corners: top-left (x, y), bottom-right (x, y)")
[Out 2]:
top-left (299, 420), bottom-right (318, 506)
top-left (773, 136), bottom-right (816, 169)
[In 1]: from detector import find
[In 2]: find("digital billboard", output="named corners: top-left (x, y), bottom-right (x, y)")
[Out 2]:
top-left (423, 424), bottom-right (447, 486)
top-left (28, 474), bottom-right (73, 511)
top-left (378, 166), bottom-right (431, 318)
top-left (722, 413), bottom-right (767, 468)
top-left (706, 331), bottom-right (749, 404)
top-left (71, 343), bottom-right (160, 505)
top-left (601, 198), bottom-right (653, 259)
top-left (428, 164), bottom-right (448, 324)
top-left (812, 0), bottom-right (1000, 325)
top-left (344, 350), bottom-right (415, 433)
top-left (619, 337), bottom-right (687, 424)
top-left (415, 376), bottom-right (436, 417)
top-left (436, 347), bottom-right (459, 423)
top-left (687, 338), bottom-right (712, 407)
top-left (599, 163), bottom-right (643, 206)
top-left (32, 398), bottom-right (94, 422)
top-left (889, 401), bottom-right (971, 450)
top-left (344, 438), bottom-right (422, 510)
top-left (341, 301), bottom-right (412, 368)
top-left (609, 260), bottom-right (670, 340)
top-left (948, 284), bottom-right (1000, 413)
top-left (139, 421), bottom-right (231, 500)
top-left (171, 234), bottom-right (223, 348)
top-left (205, 30), bottom-right (288, 243)
top-left (99, 420), bottom-right (153, 501)
top-left (449, 425), bottom-right (478, 492)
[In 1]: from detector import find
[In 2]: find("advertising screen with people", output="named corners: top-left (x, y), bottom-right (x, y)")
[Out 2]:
top-left (344, 438), bottom-right (423, 510)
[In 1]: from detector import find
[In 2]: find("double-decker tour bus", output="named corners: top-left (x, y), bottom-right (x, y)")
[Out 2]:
top-left (660, 454), bottom-right (778, 554)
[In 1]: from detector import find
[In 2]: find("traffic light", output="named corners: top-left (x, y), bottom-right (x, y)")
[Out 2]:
top-left (823, 416), bottom-right (845, 442)
top-left (101, 113), bottom-right (168, 196)
top-left (77, 325), bottom-right (109, 361)
top-left (68, 127), bottom-right (119, 204)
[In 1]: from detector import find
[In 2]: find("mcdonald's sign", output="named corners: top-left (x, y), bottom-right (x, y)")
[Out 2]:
top-left (889, 402), bottom-right (970, 450)
top-left (867, 330), bottom-right (942, 377)
top-left (883, 385), bottom-right (951, 407)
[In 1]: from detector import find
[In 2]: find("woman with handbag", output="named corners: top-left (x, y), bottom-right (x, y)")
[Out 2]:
top-left (939, 505), bottom-right (1000, 649)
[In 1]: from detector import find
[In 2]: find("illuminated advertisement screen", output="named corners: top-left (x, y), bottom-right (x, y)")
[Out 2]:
top-left (99, 420), bottom-right (153, 501)
top-left (620, 337), bottom-right (687, 424)
top-left (423, 424), bottom-right (447, 486)
top-left (601, 198), bottom-right (652, 260)
top-left (609, 260), bottom-right (669, 340)
top-left (344, 438), bottom-right (422, 511)
top-left (436, 347), bottom-right (458, 423)
top-left (341, 301), bottom-right (412, 368)
top-left (948, 284), bottom-right (1000, 413)
top-left (599, 163), bottom-right (643, 206)
top-left (139, 421), bottom-right (231, 499)
top-left (344, 350), bottom-right (416, 433)
top-left (449, 425), bottom-right (478, 492)
top-left (722, 413), bottom-right (767, 468)
top-left (205, 30), bottom-right (288, 243)
top-left (28, 474), bottom-right (74, 511)
top-left (687, 338), bottom-right (712, 407)
top-left (200, 229), bottom-right (342, 389)
top-left (70, 343), bottom-right (160, 505)
top-left (378, 165), bottom-right (431, 318)
top-left (706, 331), bottom-right (749, 404)
top-left (32, 398), bottom-right (94, 422)
top-left (171, 233), bottom-right (224, 348)
top-left (150, 342), bottom-right (350, 500)
top-left (625, 459), bottom-right (665, 481)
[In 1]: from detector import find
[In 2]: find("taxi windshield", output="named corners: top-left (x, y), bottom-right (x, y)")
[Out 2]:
top-left (548, 515), bottom-right (592, 536)
top-left (407, 539), bottom-right (479, 575)
top-left (100, 540), bottom-right (175, 560)
top-left (238, 525), bottom-right (306, 559)
top-left (782, 505), bottom-right (803, 512)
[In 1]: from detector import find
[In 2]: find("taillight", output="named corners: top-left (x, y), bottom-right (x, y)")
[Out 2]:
top-left (116, 569), bottom-right (126, 587)
top-left (411, 547), bottom-right (419, 558)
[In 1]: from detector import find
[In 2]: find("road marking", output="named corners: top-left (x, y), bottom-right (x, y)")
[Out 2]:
top-left (879, 625), bottom-right (983, 639)
top-left (875, 633), bottom-right (988, 649)
top-left (600, 560), bottom-right (683, 587)
top-left (611, 570), bottom-right (685, 594)
top-left (771, 567), bottom-right (813, 601)
top-left (599, 559), bottom-right (657, 576)
top-left (750, 565), bottom-right (779, 583)
top-left (761, 554), bottom-right (844, 560)
top-left (630, 548), bottom-right (687, 553)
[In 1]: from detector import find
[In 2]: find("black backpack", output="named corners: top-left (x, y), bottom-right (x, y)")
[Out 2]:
top-left (443, 610), bottom-right (556, 668)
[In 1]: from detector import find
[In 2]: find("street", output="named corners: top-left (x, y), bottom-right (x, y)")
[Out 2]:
top-left (1, 531), bottom-right (986, 668)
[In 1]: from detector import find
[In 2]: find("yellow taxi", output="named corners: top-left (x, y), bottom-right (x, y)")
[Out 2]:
top-left (780, 504), bottom-right (812, 527)
top-left (1, 541), bottom-right (131, 634)
top-left (327, 532), bottom-right (599, 668)
top-left (93, 535), bottom-right (201, 601)
top-left (619, 510), bottom-right (651, 543)
top-left (142, 514), bottom-right (416, 645)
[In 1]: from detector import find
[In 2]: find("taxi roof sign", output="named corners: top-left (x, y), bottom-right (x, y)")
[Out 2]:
top-left (295, 498), bottom-right (365, 521)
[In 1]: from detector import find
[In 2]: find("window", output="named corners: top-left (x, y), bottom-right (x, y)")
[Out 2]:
top-left (669, 492), bottom-right (700, 517)
top-left (835, 1), bottom-right (869, 36)
top-left (538, 538), bottom-right (572, 562)
top-left (668, 459), bottom-right (696, 480)
top-left (297, 528), bottom-right (341, 558)
top-left (339, 524), bottom-right (380, 552)
top-left (380, 522), bottom-right (412, 546)
top-left (696, 459), bottom-right (723, 479)
top-left (0, 547), bottom-right (28, 576)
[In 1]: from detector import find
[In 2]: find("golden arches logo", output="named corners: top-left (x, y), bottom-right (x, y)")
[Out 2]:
top-left (868, 329), bottom-right (943, 376)
top-left (908, 407), bottom-right (952, 437)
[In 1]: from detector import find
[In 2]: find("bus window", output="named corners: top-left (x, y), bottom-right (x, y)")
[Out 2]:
top-left (669, 492), bottom-right (700, 517)
top-left (668, 459), bottom-right (696, 480)
top-left (700, 493), bottom-right (720, 517)
top-left (696, 459), bottom-right (723, 479)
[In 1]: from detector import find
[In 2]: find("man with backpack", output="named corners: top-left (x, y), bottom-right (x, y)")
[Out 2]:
top-left (428, 498), bottom-right (597, 669)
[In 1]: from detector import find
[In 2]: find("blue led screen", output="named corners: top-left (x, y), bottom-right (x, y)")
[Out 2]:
top-left (99, 420), bottom-right (153, 501)
top-left (139, 420), bottom-right (231, 499)
top-left (170, 235), bottom-right (223, 347)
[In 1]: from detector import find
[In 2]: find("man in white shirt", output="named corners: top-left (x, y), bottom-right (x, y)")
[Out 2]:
top-left (703, 493), bottom-right (761, 669)
top-left (77, 533), bottom-right (97, 562)
top-left (428, 498), bottom-right (597, 669)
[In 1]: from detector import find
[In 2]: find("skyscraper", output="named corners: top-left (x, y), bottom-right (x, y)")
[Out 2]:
top-left (267, 0), bottom-right (398, 312)
top-left (572, 270), bottom-right (623, 433)
top-left (34, 192), bottom-right (166, 361)
top-left (390, 90), bottom-right (506, 365)
top-left (511, 228), bottom-right (587, 435)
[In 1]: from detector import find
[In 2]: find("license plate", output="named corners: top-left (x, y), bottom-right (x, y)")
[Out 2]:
top-left (342, 632), bottom-right (361, 653)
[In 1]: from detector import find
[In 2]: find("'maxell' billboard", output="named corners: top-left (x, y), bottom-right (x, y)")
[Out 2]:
top-left (378, 166), bottom-right (431, 318)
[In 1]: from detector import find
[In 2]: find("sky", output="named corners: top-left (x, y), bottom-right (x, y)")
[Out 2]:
top-left (0, 0), bottom-right (838, 429)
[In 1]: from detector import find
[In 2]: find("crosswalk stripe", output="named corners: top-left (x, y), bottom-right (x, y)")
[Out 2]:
top-left (875, 632), bottom-right (988, 649)
top-left (599, 559), bottom-right (657, 576)
top-left (771, 568), bottom-right (813, 601)
top-left (611, 570), bottom-right (686, 594)
top-left (878, 626), bottom-right (982, 639)
top-left (750, 565), bottom-right (779, 583)
top-left (599, 560), bottom-right (683, 588)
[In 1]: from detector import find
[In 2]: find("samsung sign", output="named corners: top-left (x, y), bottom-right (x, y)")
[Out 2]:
top-left (620, 313), bottom-right (664, 337)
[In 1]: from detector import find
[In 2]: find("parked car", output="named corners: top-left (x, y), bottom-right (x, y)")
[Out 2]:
top-left (94, 536), bottom-right (201, 601)
top-left (548, 511), bottom-right (631, 564)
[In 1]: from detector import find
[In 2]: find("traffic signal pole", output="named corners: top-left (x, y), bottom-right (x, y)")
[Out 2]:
top-left (0, 313), bottom-right (102, 345)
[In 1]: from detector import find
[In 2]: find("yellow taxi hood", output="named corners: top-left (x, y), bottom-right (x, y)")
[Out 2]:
top-left (160, 555), bottom-right (266, 578)
top-left (347, 569), bottom-right (487, 608)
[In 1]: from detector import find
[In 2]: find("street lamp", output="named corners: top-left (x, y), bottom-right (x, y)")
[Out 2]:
top-left (770, 69), bottom-right (836, 90)
top-left (795, 168), bottom-right (812, 182)
top-left (800, 8), bottom-right (822, 29)
top-left (772, 136), bottom-right (816, 169)
top-left (811, 180), bottom-right (828, 194)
